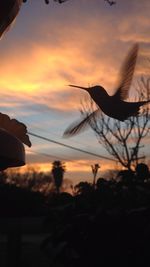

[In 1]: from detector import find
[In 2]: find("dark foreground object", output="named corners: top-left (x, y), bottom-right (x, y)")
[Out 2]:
top-left (1, 178), bottom-right (150, 266)
top-left (42, 179), bottom-right (150, 267)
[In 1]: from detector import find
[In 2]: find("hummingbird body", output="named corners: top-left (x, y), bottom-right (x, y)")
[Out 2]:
top-left (64, 44), bottom-right (150, 137)
top-left (87, 85), bottom-right (149, 121)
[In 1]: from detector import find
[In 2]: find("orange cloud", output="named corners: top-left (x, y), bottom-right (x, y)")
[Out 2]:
top-left (0, 10), bottom-right (149, 114)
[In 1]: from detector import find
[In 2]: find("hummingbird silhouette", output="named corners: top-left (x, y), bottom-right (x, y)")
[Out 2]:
top-left (64, 43), bottom-right (150, 137)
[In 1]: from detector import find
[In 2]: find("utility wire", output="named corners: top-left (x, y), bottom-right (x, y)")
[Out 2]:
top-left (28, 131), bottom-right (116, 161)
top-left (26, 148), bottom-right (71, 162)
top-left (28, 122), bottom-right (98, 151)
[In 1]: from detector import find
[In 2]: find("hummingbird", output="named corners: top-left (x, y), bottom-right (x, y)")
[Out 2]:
top-left (63, 43), bottom-right (150, 137)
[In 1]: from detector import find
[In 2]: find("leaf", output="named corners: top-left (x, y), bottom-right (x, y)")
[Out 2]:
top-left (0, 112), bottom-right (31, 147)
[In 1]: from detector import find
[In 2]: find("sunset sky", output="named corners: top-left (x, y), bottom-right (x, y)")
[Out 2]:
top-left (0, 0), bottom-right (150, 183)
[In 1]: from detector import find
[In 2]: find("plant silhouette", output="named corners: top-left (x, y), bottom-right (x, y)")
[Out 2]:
top-left (91, 163), bottom-right (100, 187)
top-left (136, 163), bottom-right (150, 182)
top-left (0, 0), bottom-right (23, 38)
top-left (0, 112), bottom-right (31, 147)
top-left (51, 161), bottom-right (66, 193)
top-left (0, 113), bottom-right (31, 171)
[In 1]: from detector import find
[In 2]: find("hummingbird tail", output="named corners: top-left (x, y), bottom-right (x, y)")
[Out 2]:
top-left (126, 100), bottom-right (150, 119)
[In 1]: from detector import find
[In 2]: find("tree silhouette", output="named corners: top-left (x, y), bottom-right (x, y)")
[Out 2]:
top-left (135, 163), bottom-right (150, 182)
top-left (80, 77), bottom-right (150, 170)
top-left (91, 163), bottom-right (100, 187)
top-left (74, 181), bottom-right (93, 195)
top-left (51, 161), bottom-right (66, 193)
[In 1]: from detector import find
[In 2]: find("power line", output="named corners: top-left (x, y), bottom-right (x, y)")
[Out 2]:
top-left (28, 122), bottom-right (98, 151)
top-left (26, 148), bottom-right (71, 162)
top-left (28, 131), bottom-right (116, 161)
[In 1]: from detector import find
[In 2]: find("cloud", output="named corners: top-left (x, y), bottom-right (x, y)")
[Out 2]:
top-left (0, 2), bottom-right (149, 113)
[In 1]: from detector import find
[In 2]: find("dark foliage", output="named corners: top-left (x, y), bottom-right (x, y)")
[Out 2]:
top-left (42, 166), bottom-right (150, 267)
top-left (0, 183), bottom-right (47, 217)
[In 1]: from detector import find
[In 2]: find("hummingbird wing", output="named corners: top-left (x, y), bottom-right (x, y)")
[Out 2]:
top-left (63, 109), bottom-right (101, 137)
top-left (113, 43), bottom-right (139, 101)
top-left (0, 0), bottom-right (23, 38)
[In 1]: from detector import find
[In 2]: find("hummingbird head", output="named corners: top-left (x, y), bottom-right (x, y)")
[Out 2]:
top-left (69, 84), bottom-right (106, 98)
top-left (68, 84), bottom-right (107, 107)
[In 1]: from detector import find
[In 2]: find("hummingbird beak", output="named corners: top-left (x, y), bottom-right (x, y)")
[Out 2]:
top-left (69, 84), bottom-right (88, 91)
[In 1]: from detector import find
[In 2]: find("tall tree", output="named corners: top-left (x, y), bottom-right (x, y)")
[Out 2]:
top-left (51, 160), bottom-right (66, 193)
